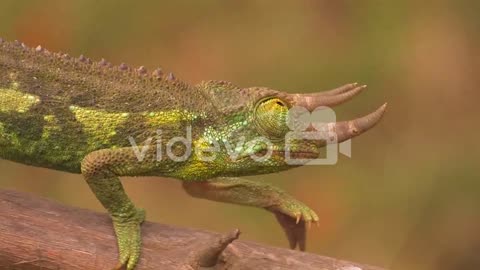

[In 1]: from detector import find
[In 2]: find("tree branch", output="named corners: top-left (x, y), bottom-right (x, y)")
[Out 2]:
top-left (0, 189), bottom-right (386, 270)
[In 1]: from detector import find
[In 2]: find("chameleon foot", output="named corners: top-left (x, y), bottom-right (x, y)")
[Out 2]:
top-left (267, 198), bottom-right (319, 251)
top-left (111, 208), bottom-right (146, 270)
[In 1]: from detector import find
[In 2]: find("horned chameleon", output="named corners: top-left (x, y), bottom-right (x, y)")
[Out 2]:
top-left (0, 39), bottom-right (386, 269)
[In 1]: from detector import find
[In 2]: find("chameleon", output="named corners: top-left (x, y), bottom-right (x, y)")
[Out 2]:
top-left (0, 38), bottom-right (386, 270)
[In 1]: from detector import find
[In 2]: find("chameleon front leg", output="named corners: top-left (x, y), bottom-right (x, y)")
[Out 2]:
top-left (182, 177), bottom-right (319, 250)
top-left (81, 148), bottom-right (154, 270)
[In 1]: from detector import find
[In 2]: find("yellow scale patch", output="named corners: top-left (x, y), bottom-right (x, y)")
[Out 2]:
top-left (69, 106), bottom-right (204, 148)
top-left (0, 86), bottom-right (41, 113)
top-left (143, 110), bottom-right (204, 126)
top-left (69, 105), bottom-right (130, 147)
top-left (167, 137), bottom-right (223, 180)
top-left (0, 82), bottom-right (41, 147)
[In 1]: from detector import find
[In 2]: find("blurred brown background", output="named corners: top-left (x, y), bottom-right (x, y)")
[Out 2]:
top-left (0, 1), bottom-right (479, 269)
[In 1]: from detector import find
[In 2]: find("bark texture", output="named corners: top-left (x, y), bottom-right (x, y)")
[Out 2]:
top-left (0, 189), bottom-right (386, 270)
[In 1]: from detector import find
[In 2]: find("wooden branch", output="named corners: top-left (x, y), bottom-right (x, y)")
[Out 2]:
top-left (0, 189), bottom-right (386, 270)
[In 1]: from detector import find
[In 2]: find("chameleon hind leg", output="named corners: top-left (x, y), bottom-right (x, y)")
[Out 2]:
top-left (81, 147), bottom-right (156, 270)
top-left (182, 177), bottom-right (319, 250)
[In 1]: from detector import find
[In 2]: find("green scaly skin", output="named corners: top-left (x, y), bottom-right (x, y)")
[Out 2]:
top-left (0, 39), bottom-right (387, 269)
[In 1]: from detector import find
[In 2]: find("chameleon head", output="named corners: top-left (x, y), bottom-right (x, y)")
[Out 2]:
top-left (193, 81), bottom-right (387, 177)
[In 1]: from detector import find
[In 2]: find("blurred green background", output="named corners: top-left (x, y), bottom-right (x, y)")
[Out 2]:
top-left (0, 1), bottom-right (479, 269)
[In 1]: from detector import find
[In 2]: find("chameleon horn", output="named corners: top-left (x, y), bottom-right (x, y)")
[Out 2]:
top-left (318, 82), bottom-right (364, 96)
top-left (286, 84), bottom-right (366, 111)
top-left (334, 103), bottom-right (387, 143)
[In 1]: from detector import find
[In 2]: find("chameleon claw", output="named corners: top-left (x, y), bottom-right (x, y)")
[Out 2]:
top-left (295, 214), bottom-right (301, 224)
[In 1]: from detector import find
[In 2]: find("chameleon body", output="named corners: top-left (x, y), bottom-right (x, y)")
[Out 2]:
top-left (0, 39), bottom-right (386, 270)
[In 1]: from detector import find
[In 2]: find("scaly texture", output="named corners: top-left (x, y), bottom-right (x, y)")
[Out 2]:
top-left (0, 39), bottom-right (387, 270)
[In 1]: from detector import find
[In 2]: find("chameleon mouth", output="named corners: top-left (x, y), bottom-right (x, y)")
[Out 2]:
top-left (279, 151), bottom-right (319, 160)
top-left (235, 149), bottom-right (319, 163)
top-left (271, 150), bottom-right (320, 160)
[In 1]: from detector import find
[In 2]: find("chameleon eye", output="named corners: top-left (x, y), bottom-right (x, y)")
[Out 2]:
top-left (254, 97), bottom-right (290, 140)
